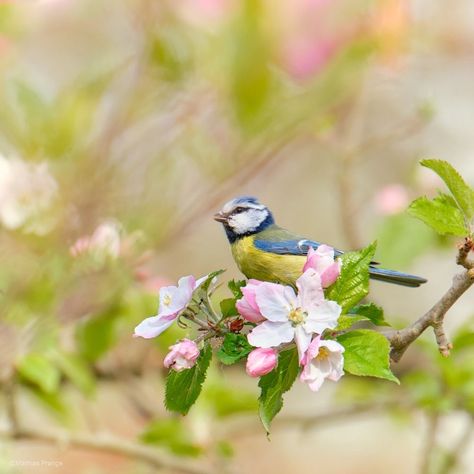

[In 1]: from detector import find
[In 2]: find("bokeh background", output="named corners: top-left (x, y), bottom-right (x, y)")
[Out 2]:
top-left (1, 0), bottom-right (474, 473)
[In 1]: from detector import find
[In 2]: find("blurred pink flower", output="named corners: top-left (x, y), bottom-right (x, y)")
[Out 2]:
top-left (134, 269), bottom-right (174, 294)
top-left (236, 279), bottom-right (265, 323)
top-left (247, 270), bottom-right (340, 363)
top-left (300, 335), bottom-right (344, 391)
top-left (374, 184), bottom-right (410, 215)
top-left (0, 155), bottom-right (57, 233)
top-left (246, 348), bottom-right (278, 377)
top-left (303, 245), bottom-right (341, 288)
top-left (282, 37), bottom-right (339, 80)
top-left (70, 221), bottom-right (121, 258)
top-left (164, 339), bottom-right (200, 372)
top-left (134, 275), bottom-right (207, 339)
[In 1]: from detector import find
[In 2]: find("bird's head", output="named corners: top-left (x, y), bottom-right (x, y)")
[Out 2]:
top-left (214, 196), bottom-right (274, 243)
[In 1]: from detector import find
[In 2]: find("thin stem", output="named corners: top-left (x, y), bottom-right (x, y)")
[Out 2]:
top-left (419, 412), bottom-right (439, 474)
top-left (0, 427), bottom-right (207, 474)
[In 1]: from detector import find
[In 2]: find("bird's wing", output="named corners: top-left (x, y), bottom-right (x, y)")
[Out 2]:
top-left (253, 238), bottom-right (344, 257)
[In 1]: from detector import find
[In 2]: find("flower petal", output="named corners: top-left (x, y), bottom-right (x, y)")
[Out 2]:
top-left (247, 321), bottom-right (294, 348)
top-left (296, 269), bottom-right (324, 312)
top-left (255, 283), bottom-right (296, 322)
top-left (295, 325), bottom-right (312, 364)
top-left (134, 314), bottom-right (176, 339)
top-left (321, 260), bottom-right (341, 287)
top-left (304, 300), bottom-right (341, 334)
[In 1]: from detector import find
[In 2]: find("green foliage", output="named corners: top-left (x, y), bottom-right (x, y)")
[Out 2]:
top-left (165, 344), bottom-right (212, 415)
top-left (327, 242), bottom-right (376, 313)
top-left (17, 353), bottom-right (61, 394)
top-left (421, 159), bottom-right (474, 219)
top-left (337, 330), bottom-right (398, 383)
top-left (52, 352), bottom-right (96, 396)
top-left (376, 213), bottom-right (436, 268)
top-left (216, 333), bottom-right (253, 365)
top-left (408, 160), bottom-right (474, 237)
top-left (230, 0), bottom-right (272, 127)
top-left (204, 383), bottom-right (258, 417)
top-left (140, 419), bottom-right (202, 457)
top-left (228, 280), bottom-right (246, 299)
top-left (219, 298), bottom-right (238, 318)
top-left (408, 194), bottom-right (470, 236)
top-left (258, 348), bottom-right (299, 433)
top-left (336, 303), bottom-right (389, 330)
top-left (75, 312), bottom-right (118, 362)
top-left (350, 303), bottom-right (390, 327)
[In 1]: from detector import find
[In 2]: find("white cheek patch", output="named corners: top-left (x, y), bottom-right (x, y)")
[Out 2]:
top-left (229, 209), bottom-right (267, 234)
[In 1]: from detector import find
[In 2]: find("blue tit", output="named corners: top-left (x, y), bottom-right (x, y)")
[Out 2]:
top-left (214, 196), bottom-right (427, 288)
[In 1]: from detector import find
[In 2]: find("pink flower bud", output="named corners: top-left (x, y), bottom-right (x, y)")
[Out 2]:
top-left (246, 348), bottom-right (278, 377)
top-left (164, 339), bottom-right (200, 372)
top-left (303, 245), bottom-right (341, 288)
top-left (236, 279), bottom-right (265, 323)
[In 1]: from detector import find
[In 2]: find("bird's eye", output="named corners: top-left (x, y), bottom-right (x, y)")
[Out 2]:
top-left (234, 206), bottom-right (245, 213)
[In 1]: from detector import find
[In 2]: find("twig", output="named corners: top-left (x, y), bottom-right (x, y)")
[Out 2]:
top-left (0, 427), bottom-right (207, 474)
top-left (419, 412), bottom-right (439, 474)
top-left (387, 241), bottom-right (474, 362)
top-left (4, 378), bottom-right (20, 438)
top-left (438, 416), bottom-right (474, 474)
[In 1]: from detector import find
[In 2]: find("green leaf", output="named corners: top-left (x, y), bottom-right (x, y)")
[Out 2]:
top-left (76, 313), bottom-right (118, 362)
top-left (408, 195), bottom-right (470, 236)
top-left (421, 159), bottom-right (474, 220)
top-left (337, 330), bottom-right (398, 383)
top-left (337, 304), bottom-right (389, 330)
top-left (216, 333), bottom-right (252, 365)
top-left (199, 270), bottom-right (225, 293)
top-left (204, 383), bottom-right (257, 417)
top-left (350, 303), bottom-right (390, 327)
top-left (219, 298), bottom-right (238, 319)
top-left (327, 242), bottom-right (376, 313)
top-left (258, 348), bottom-right (299, 433)
top-left (17, 353), bottom-right (61, 394)
top-left (140, 419), bottom-right (202, 457)
top-left (228, 279), bottom-right (246, 299)
top-left (165, 344), bottom-right (212, 415)
top-left (52, 352), bottom-right (95, 396)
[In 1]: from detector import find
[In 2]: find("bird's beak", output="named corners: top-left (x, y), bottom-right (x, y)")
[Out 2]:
top-left (213, 212), bottom-right (228, 223)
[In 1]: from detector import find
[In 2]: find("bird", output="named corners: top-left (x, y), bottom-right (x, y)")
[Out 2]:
top-left (213, 196), bottom-right (427, 288)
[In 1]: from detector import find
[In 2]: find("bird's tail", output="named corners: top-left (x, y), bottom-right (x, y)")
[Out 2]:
top-left (369, 266), bottom-right (427, 288)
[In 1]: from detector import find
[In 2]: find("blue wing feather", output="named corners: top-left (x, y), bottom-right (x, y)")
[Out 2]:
top-left (254, 238), bottom-right (344, 257)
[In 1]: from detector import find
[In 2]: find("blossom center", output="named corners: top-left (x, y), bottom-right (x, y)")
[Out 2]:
top-left (163, 294), bottom-right (172, 307)
top-left (316, 347), bottom-right (330, 360)
top-left (288, 307), bottom-right (305, 325)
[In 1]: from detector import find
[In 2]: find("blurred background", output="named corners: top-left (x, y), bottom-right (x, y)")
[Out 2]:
top-left (1, 0), bottom-right (474, 473)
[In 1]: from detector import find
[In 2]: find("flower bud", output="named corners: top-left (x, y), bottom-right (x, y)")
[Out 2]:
top-left (246, 348), bottom-right (278, 377)
top-left (164, 339), bottom-right (200, 372)
top-left (236, 279), bottom-right (265, 323)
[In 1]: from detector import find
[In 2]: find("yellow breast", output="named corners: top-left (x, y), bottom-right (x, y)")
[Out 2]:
top-left (231, 236), bottom-right (306, 287)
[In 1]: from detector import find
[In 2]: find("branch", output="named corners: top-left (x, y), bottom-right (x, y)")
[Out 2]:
top-left (0, 428), bottom-right (207, 474)
top-left (387, 238), bottom-right (474, 362)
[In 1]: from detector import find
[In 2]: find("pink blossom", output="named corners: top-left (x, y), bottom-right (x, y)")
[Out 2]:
top-left (70, 221), bottom-right (121, 258)
top-left (247, 269), bottom-right (341, 362)
top-left (0, 155), bottom-right (57, 233)
top-left (236, 279), bottom-right (265, 323)
top-left (134, 275), bottom-right (207, 339)
top-left (374, 184), bottom-right (409, 215)
top-left (300, 336), bottom-right (344, 391)
top-left (246, 348), bottom-right (278, 377)
top-left (303, 245), bottom-right (341, 288)
top-left (164, 339), bottom-right (200, 372)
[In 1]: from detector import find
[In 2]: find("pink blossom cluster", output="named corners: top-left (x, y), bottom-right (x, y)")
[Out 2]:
top-left (238, 245), bottom-right (345, 391)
